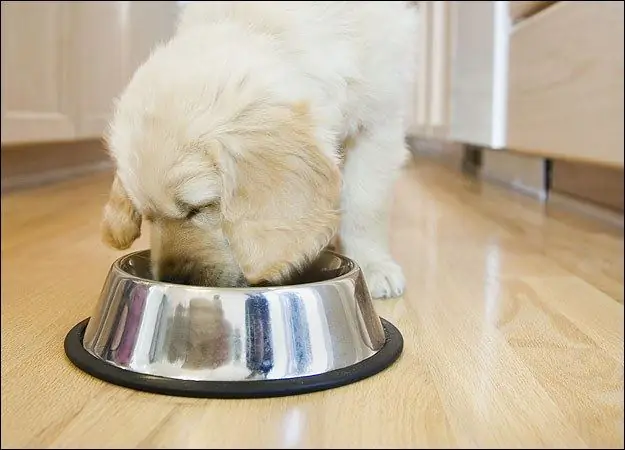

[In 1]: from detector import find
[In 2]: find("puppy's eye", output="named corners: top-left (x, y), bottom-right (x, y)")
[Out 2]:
top-left (185, 201), bottom-right (218, 219)
top-left (186, 208), bottom-right (201, 219)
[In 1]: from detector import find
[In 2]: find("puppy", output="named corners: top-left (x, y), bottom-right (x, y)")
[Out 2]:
top-left (102, 1), bottom-right (417, 299)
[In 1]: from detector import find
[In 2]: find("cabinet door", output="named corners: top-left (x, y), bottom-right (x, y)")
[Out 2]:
top-left (72, 2), bottom-right (126, 140)
top-left (73, 1), bottom-right (178, 140)
top-left (506, 1), bottom-right (624, 167)
top-left (447, 1), bottom-right (510, 149)
top-left (1, 1), bottom-right (76, 145)
top-left (408, 1), bottom-right (453, 140)
top-left (126, 2), bottom-right (179, 73)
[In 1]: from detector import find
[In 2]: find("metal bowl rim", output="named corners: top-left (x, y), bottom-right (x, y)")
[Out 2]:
top-left (109, 249), bottom-right (362, 293)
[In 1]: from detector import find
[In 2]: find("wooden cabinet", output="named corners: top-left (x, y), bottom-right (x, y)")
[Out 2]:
top-left (508, 1), bottom-right (555, 23)
top-left (72, 1), bottom-right (127, 140)
top-left (409, 1), bottom-right (624, 168)
top-left (125, 2), bottom-right (179, 73)
top-left (506, 1), bottom-right (624, 166)
top-left (447, 1), bottom-right (510, 149)
top-left (408, 1), bottom-right (510, 149)
top-left (1, 1), bottom-right (178, 146)
top-left (409, 1), bottom-right (454, 140)
top-left (1, 1), bottom-right (76, 144)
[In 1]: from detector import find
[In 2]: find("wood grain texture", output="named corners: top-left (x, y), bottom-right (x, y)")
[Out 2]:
top-left (506, 1), bottom-right (624, 167)
top-left (1, 158), bottom-right (623, 448)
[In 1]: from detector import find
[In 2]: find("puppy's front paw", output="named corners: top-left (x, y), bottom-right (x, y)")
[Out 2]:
top-left (101, 204), bottom-right (141, 250)
top-left (362, 259), bottom-right (405, 299)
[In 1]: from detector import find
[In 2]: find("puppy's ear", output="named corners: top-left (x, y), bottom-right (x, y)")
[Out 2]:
top-left (217, 102), bottom-right (341, 285)
top-left (101, 175), bottom-right (142, 250)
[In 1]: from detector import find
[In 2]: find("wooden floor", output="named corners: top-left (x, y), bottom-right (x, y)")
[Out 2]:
top-left (1, 158), bottom-right (623, 448)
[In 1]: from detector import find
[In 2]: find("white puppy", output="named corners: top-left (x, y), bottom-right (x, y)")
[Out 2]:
top-left (102, 1), bottom-right (417, 299)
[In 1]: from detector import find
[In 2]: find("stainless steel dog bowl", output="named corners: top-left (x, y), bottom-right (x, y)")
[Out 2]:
top-left (64, 249), bottom-right (403, 398)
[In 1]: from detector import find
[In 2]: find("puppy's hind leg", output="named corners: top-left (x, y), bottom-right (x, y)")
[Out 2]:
top-left (339, 121), bottom-right (408, 299)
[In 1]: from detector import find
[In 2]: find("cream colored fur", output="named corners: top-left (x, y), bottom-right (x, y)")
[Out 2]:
top-left (102, 1), bottom-right (417, 298)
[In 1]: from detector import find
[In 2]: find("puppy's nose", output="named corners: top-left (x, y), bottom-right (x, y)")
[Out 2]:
top-left (160, 271), bottom-right (194, 285)
top-left (156, 258), bottom-right (196, 285)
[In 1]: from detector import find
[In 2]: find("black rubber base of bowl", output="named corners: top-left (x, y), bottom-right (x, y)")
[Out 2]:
top-left (64, 317), bottom-right (403, 399)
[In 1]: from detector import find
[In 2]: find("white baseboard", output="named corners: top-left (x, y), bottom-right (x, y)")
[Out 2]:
top-left (2, 160), bottom-right (113, 193)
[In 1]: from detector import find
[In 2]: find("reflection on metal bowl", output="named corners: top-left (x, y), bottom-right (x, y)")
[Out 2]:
top-left (64, 249), bottom-right (403, 398)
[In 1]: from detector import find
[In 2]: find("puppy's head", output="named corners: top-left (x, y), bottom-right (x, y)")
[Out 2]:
top-left (101, 46), bottom-right (341, 286)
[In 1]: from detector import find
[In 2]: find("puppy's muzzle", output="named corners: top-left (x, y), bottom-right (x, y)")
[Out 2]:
top-left (155, 257), bottom-right (246, 287)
